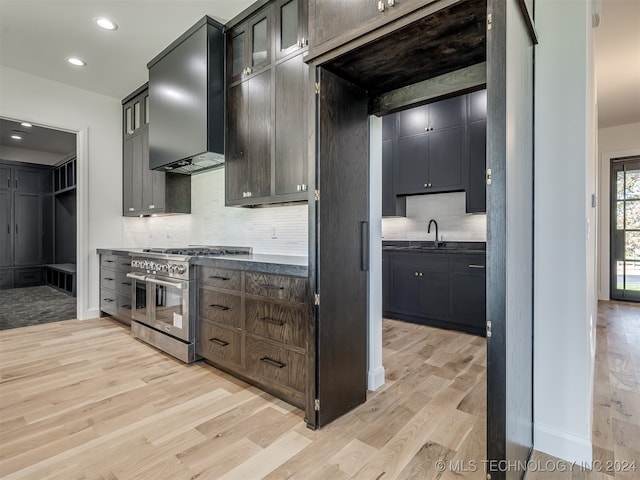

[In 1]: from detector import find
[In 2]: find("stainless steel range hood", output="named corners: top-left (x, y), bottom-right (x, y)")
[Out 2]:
top-left (147, 16), bottom-right (225, 175)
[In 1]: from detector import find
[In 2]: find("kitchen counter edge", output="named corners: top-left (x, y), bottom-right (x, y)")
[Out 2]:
top-left (383, 241), bottom-right (486, 255)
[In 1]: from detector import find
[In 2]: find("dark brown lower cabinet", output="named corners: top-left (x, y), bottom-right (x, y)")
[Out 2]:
top-left (384, 251), bottom-right (486, 336)
top-left (99, 253), bottom-right (132, 325)
top-left (197, 264), bottom-right (309, 411)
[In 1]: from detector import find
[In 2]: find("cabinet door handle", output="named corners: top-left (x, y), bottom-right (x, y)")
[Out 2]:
top-left (209, 275), bottom-right (230, 281)
top-left (209, 337), bottom-right (229, 347)
top-left (103, 298), bottom-right (114, 303)
top-left (468, 264), bottom-right (485, 269)
top-left (209, 304), bottom-right (230, 311)
top-left (388, 0), bottom-right (395, 6)
top-left (260, 284), bottom-right (284, 290)
top-left (260, 317), bottom-right (285, 326)
top-left (260, 357), bottom-right (286, 369)
top-left (361, 221), bottom-right (369, 271)
top-left (15, 224), bottom-right (18, 234)
top-left (7, 224), bottom-right (9, 234)
top-left (15, 179), bottom-right (18, 188)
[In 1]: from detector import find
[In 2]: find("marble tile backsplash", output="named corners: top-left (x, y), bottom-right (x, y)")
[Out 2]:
top-left (382, 192), bottom-right (486, 242)
top-left (121, 168), bottom-right (309, 256)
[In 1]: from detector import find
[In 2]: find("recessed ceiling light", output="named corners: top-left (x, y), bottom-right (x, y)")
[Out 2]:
top-left (67, 57), bottom-right (87, 67)
top-left (95, 17), bottom-right (118, 31)
top-left (20, 122), bottom-right (32, 127)
top-left (11, 135), bottom-right (22, 140)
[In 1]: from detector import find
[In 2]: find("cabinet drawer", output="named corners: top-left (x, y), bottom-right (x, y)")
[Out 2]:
top-left (13, 267), bottom-right (43, 287)
top-left (245, 336), bottom-right (306, 394)
top-left (117, 295), bottom-right (133, 319)
top-left (198, 289), bottom-right (242, 328)
top-left (245, 299), bottom-right (306, 349)
top-left (101, 255), bottom-right (118, 269)
top-left (198, 267), bottom-right (241, 291)
top-left (245, 272), bottom-right (307, 304)
top-left (100, 288), bottom-right (117, 315)
top-left (197, 321), bottom-right (242, 368)
top-left (116, 270), bottom-right (133, 296)
top-left (117, 256), bottom-right (133, 271)
top-left (451, 255), bottom-right (486, 274)
top-left (100, 268), bottom-right (117, 291)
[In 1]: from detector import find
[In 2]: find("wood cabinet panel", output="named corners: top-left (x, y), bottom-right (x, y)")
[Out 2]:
top-left (13, 267), bottom-right (43, 288)
top-left (310, 0), bottom-right (378, 48)
top-left (245, 336), bottom-right (306, 395)
top-left (100, 268), bottom-right (117, 292)
top-left (245, 272), bottom-right (307, 303)
top-left (197, 320), bottom-right (242, 368)
top-left (466, 120), bottom-right (487, 213)
top-left (100, 287), bottom-right (118, 315)
top-left (198, 289), bottom-right (242, 328)
top-left (198, 267), bottom-right (242, 291)
top-left (116, 270), bottom-right (132, 296)
top-left (0, 191), bottom-right (11, 267)
top-left (275, 53), bottom-right (307, 196)
top-left (245, 299), bottom-right (306, 349)
top-left (14, 192), bottom-right (42, 266)
top-left (247, 70), bottom-right (272, 199)
top-left (427, 128), bottom-right (463, 190)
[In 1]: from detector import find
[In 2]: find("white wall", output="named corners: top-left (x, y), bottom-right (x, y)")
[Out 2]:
top-left (0, 65), bottom-right (122, 320)
top-left (533, 0), bottom-right (597, 463)
top-left (597, 122), bottom-right (640, 300)
top-left (382, 192), bottom-right (486, 242)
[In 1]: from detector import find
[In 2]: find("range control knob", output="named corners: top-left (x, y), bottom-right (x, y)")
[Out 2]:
top-left (131, 260), bottom-right (138, 268)
top-left (176, 265), bottom-right (186, 275)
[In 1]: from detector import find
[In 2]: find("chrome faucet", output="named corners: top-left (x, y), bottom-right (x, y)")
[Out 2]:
top-left (427, 219), bottom-right (439, 247)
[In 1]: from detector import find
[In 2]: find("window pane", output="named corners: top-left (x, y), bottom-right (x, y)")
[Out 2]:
top-left (626, 261), bottom-right (640, 291)
top-left (626, 200), bottom-right (640, 229)
top-left (617, 171), bottom-right (625, 199)
top-left (626, 231), bottom-right (640, 260)
top-left (281, 0), bottom-right (299, 51)
top-left (626, 168), bottom-right (640, 200)
top-left (616, 261), bottom-right (625, 290)
top-left (252, 18), bottom-right (267, 65)
top-left (232, 32), bottom-right (245, 77)
top-left (617, 201), bottom-right (624, 230)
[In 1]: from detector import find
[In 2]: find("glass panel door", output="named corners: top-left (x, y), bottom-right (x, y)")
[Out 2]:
top-left (131, 276), bottom-right (149, 322)
top-left (148, 278), bottom-right (189, 340)
top-left (611, 156), bottom-right (640, 302)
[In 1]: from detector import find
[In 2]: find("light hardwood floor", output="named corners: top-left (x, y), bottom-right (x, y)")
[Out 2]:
top-left (526, 301), bottom-right (640, 480)
top-left (0, 317), bottom-right (486, 480)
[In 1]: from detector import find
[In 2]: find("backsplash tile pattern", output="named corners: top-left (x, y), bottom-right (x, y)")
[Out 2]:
top-left (382, 192), bottom-right (486, 242)
top-left (122, 168), bottom-right (308, 255)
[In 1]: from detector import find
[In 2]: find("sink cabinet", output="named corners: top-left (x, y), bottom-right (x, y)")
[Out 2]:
top-left (384, 249), bottom-right (486, 335)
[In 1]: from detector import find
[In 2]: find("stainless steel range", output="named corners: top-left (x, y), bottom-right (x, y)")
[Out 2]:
top-left (127, 246), bottom-right (251, 362)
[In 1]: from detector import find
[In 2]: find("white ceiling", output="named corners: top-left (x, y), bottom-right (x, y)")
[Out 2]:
top-left (0, 0), bottom-right (638, 158)
top-left (0, 118), bottom-right (76, 165)
top-left (595, 0), bottom-right (640, 128)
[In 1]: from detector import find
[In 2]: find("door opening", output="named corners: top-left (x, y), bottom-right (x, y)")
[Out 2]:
top-left (610, 156), bottom-right (640, 302)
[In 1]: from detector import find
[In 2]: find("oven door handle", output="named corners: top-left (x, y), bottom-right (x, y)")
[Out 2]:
top-left (126, 273), bottom-right (147, 281)
top-left (146, 277), bottom-right (185, 290)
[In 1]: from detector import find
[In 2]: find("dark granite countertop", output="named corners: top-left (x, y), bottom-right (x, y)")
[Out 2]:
top-left (97, 248), bottom-right (308, 276)
top-left (382, 241), bottom-right (486, 255)
top-left (192, 254), bottom-right (308, 277)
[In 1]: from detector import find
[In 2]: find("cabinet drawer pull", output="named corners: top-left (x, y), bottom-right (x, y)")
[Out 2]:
top-left (103, 298), bottom-right (114, 303)
top-left (121, 282), bottom-right (132, 286)
top-left (209, 304), bottom-right (230, 311)
top-left (260, 317), bottom-right (285, 326)
top-left (260, 284), bottom-right (284, 290)
top-left (121, 305), bottom-right (131, 310)
top-left (104, 260), bottom-right (115, 263)
top-left (104, 277), bottom-right (114, 281)
top-left (260, 357), bottom-right (286, 369)
top-left (209, 337), bottom-right (229, 347)
top-left (209, 275), bottom-right (230, 281)
top-left (468, 264), bottom-right (485, 269)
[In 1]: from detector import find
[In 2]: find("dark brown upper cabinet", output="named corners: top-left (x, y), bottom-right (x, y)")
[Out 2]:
top-left (396, 95), bottom-right (466, 195)
top-left (226, 0), bottom-right (309, 207)
top-left (308, 0), bottom-right (426, 58)
top-left (228, 6), bottom-right (272, 85)
top-left (123, 91), bottom-right (147, 139)
top-left (275, 0), bottom-right (308, 59)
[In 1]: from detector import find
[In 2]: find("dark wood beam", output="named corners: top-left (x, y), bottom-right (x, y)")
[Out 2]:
top-left (370, 62), bottom-right (487, 116)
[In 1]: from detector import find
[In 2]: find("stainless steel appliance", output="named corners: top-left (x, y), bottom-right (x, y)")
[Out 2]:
top-left (127, 246), bottom-right (251, 362)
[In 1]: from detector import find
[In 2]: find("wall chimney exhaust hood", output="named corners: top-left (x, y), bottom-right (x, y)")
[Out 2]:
top-left (147, 16), bottom-right (225, 175)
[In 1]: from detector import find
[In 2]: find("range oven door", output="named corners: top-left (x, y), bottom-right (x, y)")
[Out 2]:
top-left (128, 273), bottom-right (149, 323)
top-left (147, 276), bottom-right (191, 342)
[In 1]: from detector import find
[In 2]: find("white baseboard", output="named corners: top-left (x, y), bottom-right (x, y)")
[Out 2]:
top-left (534, 423), bottom-right (592, 464)
top-left (367, 365), bottom-right (385, 391)
top-left (80, 307), bottom-right (100, 320)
